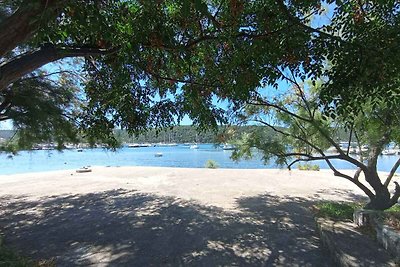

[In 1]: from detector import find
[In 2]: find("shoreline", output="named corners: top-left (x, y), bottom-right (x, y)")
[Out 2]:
top-left (0, 163), bottom-right (388, 177)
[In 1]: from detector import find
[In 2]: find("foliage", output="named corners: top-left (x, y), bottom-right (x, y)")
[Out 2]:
top-left (0, 0), bottom-right (325, 148)
top-left (229, 74), bottom-right (400, 210)
top-left (0, 72), bottom-right (81, 150)
top-left (205, 159), bottom-right (219, 169)
top-left (297, 164), bottom-right (320, 171)
top-left (317, 1), bottom-right (400, 119)
top-left (314, 202), bottom-right (362, 221)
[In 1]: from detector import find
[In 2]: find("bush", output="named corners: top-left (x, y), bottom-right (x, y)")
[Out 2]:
top-left (297, 164), bottom-right (320, 171)
top-left (205, 160), bottom-right (219, 169)
top-left (314, 202), bottom-right (362, 221)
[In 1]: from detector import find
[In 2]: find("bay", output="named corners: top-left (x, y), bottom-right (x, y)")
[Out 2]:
top-left (0, 144), bottom-right (399, 175)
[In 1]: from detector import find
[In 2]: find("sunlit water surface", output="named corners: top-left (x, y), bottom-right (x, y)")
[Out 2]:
top-left (0, 144), bottom-right (398, 175)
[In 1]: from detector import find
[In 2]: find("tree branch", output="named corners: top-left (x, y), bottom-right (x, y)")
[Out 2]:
top-left (384, 158), bottom-right (400, 187)
top-left (248, 100), bottom-right (312, 122)
top-left (0, 44), bottom-right (118, 91)
top-left (286, 154), bottom-right (342, 169)
top-left (354, 167), bottom-right (362, 181)
top-left (390, 181), bottom-right (400, 206)
top-left (274, 0), bottom-right (354, 46)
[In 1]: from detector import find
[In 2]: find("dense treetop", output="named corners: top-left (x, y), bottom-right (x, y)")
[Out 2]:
top-left (0, 0), bottom-right (399, 149)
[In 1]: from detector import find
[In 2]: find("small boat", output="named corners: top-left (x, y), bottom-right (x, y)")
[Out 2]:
top-left (190, 144), bottom-right (199, 149)
top-left (154, 152), bottom-right (163, 157)
top-left (222, 144), bottom-right (235, 150)
top-left (77, 148), bottom-right (83, 152)
top-left (76, 167), bottom-right (92, 173)
top-left (382, 150), bottom-right (397, 156)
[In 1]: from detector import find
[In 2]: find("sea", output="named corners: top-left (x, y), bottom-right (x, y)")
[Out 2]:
top-left (0, 144), bottom-right (399, 175)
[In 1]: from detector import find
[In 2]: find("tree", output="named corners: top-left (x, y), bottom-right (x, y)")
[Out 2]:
top-left (228, 70), bottom-right (400, 210)
top-left (317, 1), bottom-right (400, 118)
top-left (0, 0), bottom-right (321, 147)
top-left (2, 0), bottom-right (399, 210)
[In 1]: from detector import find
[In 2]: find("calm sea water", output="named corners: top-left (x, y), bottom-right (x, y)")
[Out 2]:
top-left (0, 144), bottom-right (399, 175)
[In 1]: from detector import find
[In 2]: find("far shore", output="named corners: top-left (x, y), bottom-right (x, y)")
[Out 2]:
top-left (1, 166), bottom-right (394, 209)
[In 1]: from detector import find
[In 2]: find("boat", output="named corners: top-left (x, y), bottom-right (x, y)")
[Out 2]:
top-left (128, 143), bottom-right (153, 148)
top-left (154, 152), bottom-right (163, 157)
top-left (222, 144), bottom-right (235, 150)
top-left (190, 144), bottom-right (199, 149)
top-left (382, 149), bottom-right (397, 156)
top-left (77, 148), bottom-right (83, 152)
top-left (76, 167), bottom-right (92, 173)
top-left (156, 143), bottom-right (178, 147)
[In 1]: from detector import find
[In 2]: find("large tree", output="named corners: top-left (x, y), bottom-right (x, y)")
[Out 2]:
top-left (0, 0), bottom-right (323, 147)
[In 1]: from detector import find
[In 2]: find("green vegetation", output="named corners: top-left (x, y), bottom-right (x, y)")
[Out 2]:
top-left (315, 202), bottom-right (400, 229)
top-left (314, 202), bottom-right (362, 221)
top-left (230, 79), bottom-right (400, 210)
top-left (205, 160), bottom-right (219, 169)
top-left (297, 164), bottom-right (320, 171)
top-left (0, 236), bottom-right (32, 267)
top-left (0, 235), bottom-right (55, 266)
top-left (115, 125), bottom-right (277, 144)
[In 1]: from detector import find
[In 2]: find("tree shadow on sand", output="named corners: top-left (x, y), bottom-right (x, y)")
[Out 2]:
top-left (0, 189), bottom-right (344, 266)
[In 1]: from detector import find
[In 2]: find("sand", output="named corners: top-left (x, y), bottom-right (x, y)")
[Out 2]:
top-left (0, 166), bottom-right (382, 209)
top-left (0, 167), bottom-right (396, 266)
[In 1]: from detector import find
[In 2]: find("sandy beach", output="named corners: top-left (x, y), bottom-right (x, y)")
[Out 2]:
top-left (0, 166), bottom-right (377, 209)
top-left (0, 167), bottom-right (396, 266)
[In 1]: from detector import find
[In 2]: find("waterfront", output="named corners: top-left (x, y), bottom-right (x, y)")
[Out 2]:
top-left (0, 144), bottom-right (398, 175)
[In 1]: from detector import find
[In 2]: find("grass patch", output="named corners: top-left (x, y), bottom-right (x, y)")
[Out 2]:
top-left (313, 201), bottom-right (362, 221)
top-left (0, 235), bottom-right (55, 267)
top-left (0, 241), bottom-right (32, 267)
top-left (297, 164), bottom-right (320, 171)
top-left (205, 159), bottom-right (219, 169)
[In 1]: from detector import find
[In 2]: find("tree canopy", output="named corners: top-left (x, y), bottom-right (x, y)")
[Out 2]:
top-left (0, 0), bottom-right (331, 147)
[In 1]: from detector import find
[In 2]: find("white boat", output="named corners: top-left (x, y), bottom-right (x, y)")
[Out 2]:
top-left (156, 143), bottom-right (178, 147)
top-left (154, 152), bottom-right (163, 157)
top-left (128, 143), bottom-right (153, 148)
top-left (222, 144), bottom-right (235, 150)
top-left (382, 149), bottom-right (397, 156)
top-left (190, 144), bottom-right (199, 149)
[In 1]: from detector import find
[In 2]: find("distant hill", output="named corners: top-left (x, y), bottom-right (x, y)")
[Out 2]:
top-left (0, 125), bottom-right (352, 144)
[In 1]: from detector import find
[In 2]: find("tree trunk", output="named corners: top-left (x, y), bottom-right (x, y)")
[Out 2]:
top-left (364, 185), bottom-right (392, 210)
top-left (364, 171), bottom-right (400, 210)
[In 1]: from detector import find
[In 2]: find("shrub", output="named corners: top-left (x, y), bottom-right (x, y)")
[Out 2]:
top-left (314, 201), bottom-right (362, 221)
top-left (297, 164), bottom-right (320, 171)
top-left (205, 160), bottom-right (219, 169)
